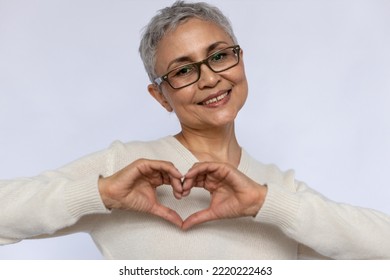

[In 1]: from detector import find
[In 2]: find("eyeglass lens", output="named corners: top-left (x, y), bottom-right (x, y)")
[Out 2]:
top-left (167, 46), bottom-right (239, 89)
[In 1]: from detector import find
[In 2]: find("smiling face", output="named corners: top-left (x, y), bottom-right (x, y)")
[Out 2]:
top-left (148, 18), bottom-right (248, 132)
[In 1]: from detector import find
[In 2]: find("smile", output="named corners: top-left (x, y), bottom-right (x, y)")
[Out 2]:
top-left (198, 90), bottom-right (231, 106)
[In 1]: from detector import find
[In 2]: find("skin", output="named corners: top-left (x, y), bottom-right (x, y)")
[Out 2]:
top-left (149, 18), bottom-right (248, 165)
top-left (99, 18), bottom-right (267, 230)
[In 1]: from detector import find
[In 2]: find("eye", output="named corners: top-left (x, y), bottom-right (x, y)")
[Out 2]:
top-left (210, 52), bottom-right (227, 62)
top-left (172, 65), bottom-right (195, 77)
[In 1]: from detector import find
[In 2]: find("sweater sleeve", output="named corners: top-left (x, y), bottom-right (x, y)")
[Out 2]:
top-left (0, 146), bottom-right (113, 245)
top-left (255, 172), bottom-right (390, 259)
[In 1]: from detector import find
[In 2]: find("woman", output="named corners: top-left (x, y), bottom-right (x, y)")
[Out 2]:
top-left (1, 1), bottom-right (390, 259)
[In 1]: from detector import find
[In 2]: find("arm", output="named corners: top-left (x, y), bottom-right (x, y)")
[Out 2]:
top-left (0, 142), bottom-right (185, 245)
top-left (181, 161), bottom-right (390, 259)
top-left (0, 148), bottom-right (112, 244)
top-left (256, 177), bottom-right (390, 259)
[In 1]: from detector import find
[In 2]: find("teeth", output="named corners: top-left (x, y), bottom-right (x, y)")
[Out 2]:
top-left (203, 92), bottom-right (229, 105)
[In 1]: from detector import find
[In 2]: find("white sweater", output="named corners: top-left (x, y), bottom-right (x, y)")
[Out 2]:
top-left (1, 136), bottom-right (390, 259)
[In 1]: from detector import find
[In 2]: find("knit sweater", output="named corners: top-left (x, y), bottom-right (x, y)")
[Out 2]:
top-left (1, 136), bottom-right (390, 259)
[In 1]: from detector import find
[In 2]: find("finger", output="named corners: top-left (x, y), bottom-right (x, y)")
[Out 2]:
top-left (145, 160), bottom-right (184, 194)
top-left (184, 162), bottom-right (220, 179)
top-left (143, 159), bottom-right (183, 180)
top-left (182, 189), bottom-right (191, 197)
top-left (184, 163), bottom-right (227, 190)
top-left (161, 174), bottom-right (183, 199)
top-left (182, 173), bottom-right (209, 189)
top-left (169, 175), bottom-right (184, 195)
top-left (181, 177), bottom-right (194, 191)
top-left (181, 208), bottom-right (216, 230)
top-left (143, 160), bottom-right (184, 199)
top-left (155, 163), bottom-right (183, 192)
top-left (150, 203), bottom-right (183, 228)
top-left (172, 184), bottom-right (183, 200)
top-left (156, 161), bottom-right (183, 179)
top-left (154, 178), bottom-right (183, 199)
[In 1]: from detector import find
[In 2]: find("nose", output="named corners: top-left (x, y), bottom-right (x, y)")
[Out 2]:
top-left (197, 63), bottom-right (220, 89)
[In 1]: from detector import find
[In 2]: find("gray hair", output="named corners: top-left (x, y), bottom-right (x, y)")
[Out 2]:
top-left (139, 0), bottom-right (238, 83)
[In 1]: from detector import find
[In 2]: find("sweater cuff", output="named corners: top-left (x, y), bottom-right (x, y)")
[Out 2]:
top-left (64, 176), bottom-right (110, 220)
top-left (254, 182), bottom-right (300, 233)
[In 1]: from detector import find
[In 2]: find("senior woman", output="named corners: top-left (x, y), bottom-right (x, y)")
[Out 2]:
top-left (1, 1), bottom-right (390, 259)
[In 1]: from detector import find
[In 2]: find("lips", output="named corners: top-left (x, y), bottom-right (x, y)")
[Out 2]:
top-left (197, 90), bottom-right (231, 106)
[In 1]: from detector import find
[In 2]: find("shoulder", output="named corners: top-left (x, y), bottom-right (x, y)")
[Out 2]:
top-left (98, 136), bottom-right (173, 174)
top-left (104, 136), bottom-right (176, 168)
top-left (111, 136), bottom-right (172, 151)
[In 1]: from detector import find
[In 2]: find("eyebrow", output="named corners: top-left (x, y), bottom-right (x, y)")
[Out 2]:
top-left (166, 41), bottom-right (229, 71)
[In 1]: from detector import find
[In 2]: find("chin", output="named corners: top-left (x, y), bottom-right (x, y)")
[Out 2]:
top-left (209, 113), bottom-right (238, 127)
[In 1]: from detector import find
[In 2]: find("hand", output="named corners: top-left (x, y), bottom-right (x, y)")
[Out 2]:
top-left (98, 159), bottom-right (184, 227)
top-left (181, 162), bottom-right (267, 230)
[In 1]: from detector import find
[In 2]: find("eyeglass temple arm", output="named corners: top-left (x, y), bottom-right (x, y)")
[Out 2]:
top-left (154, 76), bottom-right (164, 85)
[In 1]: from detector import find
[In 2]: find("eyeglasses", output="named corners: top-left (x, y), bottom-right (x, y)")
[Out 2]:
top-left (154, 45), bottom-right (241, 89)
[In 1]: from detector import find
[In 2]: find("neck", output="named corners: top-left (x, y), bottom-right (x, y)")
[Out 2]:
top-left (175, 123), bottom-right (241, 167)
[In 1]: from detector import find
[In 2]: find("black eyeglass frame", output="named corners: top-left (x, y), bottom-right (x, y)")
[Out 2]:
top-left (154, 45), bottom-right (241, 89)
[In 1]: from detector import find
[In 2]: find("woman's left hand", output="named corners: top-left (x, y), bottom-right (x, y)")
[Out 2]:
top-left (181, 162), bottom-right (267, 230)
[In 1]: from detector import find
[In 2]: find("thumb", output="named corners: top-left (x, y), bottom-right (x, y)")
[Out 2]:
top-left (181, 209), bottom-right (216, 230)
top-left (150, 203), bottom-right (183, 228)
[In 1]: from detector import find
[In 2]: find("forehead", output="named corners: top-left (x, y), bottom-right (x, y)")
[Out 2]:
top-left (155, 18), bottom-right (234, 72)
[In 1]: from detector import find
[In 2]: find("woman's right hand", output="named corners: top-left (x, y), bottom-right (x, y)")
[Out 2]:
top-left (98, 159), bottom-right (184, 227)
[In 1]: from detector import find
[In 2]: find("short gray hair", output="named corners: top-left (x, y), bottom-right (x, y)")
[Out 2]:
top-left (139, 1), bottom-right (238, 83)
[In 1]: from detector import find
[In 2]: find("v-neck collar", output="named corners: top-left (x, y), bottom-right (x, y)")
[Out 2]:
top-left (163, 135), bottom-right (250, 174)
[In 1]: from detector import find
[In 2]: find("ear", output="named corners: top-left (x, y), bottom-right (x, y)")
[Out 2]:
top-left (147, 84), bottom-right (173, 112)
top-left (240, 48), bottom-right (244, 61)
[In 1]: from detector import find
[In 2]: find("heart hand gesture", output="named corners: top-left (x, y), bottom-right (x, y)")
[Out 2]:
top-left (98, 159), bottom-right (267, 230)
top-left (181, 162), bottom-right (267, 230)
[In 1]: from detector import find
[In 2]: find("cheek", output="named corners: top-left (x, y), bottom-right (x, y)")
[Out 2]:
top-left (228, 60), bottom-right (247, 84)
top-left (232, 68), bottom-right (248, 95)
top-left (161, 87), bottom-right (192, 112)
top-left (232, 70), bottom-right (249, 109)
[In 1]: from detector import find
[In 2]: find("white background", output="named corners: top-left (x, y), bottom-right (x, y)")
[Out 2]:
top-left (0, 0), bottom-right (389, 259)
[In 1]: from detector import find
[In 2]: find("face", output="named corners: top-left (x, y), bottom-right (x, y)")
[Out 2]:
top-left (148, 18), bottom-right (248, 132)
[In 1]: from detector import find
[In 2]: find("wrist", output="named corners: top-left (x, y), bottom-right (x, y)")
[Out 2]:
top-left (250, 183), bottom-right (268, 217)
top-left (98, 175), bottom-right (114, 210)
